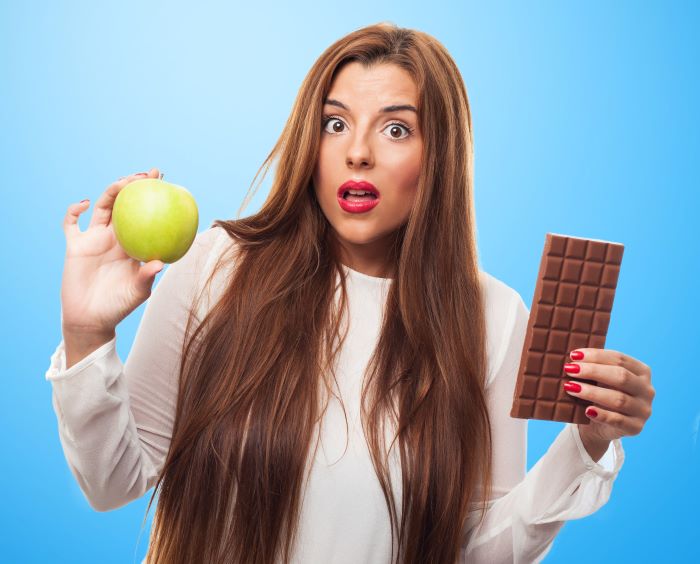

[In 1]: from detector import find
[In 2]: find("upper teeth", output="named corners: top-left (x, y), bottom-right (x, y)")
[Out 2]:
top-left (347, 189), bottom-right (372, 195)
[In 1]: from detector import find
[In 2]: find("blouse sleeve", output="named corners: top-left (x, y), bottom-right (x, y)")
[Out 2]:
top-left (44, 226), bottom-right (226, 511)
top-left (460, 291), bottom-right (625, 563)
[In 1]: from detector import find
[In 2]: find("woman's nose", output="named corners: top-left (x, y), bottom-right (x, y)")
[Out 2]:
top-left (345, 133), bottom-right (373, 168)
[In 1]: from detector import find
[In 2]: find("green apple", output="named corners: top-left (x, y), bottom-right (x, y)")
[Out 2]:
top-left (112, 178), bottom-right (199, 263)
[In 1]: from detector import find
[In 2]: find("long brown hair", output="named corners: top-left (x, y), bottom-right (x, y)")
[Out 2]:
top-left (143, 21), bottom-right (492, 564)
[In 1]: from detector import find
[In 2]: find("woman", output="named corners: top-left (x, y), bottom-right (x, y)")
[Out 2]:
top-left (47, 22), bottom-right (655, 564)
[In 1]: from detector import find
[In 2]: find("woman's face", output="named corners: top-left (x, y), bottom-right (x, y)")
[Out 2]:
top-left (312, 61), bottom-right (423, 278)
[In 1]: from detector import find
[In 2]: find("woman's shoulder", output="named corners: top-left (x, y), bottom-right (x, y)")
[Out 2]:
top-left (190, 223), bottom-right (239, 281)
top-left (478, 269), bottom-right (530, 387)
top-left (478, 269), bottom-right (528, 317)
top-left (162, 225), bottom-right (238, 318)
top-left (187, 225), bottom-right (238, 269)
top-left (192, 224), bottom-right (230, 253)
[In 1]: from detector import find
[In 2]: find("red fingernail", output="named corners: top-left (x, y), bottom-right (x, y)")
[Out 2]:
top-left (80, 199), bottom-right (89, 203)
top-left (586, 407), bottom-right (598, 418)
top-left (570, 350), bottom-right (584, 360)
top-left (563, 381), bottom-right (581, 393)
top-left (564, 363), bottom-right (581, 374)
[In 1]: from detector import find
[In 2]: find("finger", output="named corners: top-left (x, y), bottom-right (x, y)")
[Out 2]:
top-left (118, 169), bottom-right (162, 180)
top-left (563, 378), bottom-right (647, 417)
top-left (563, 360), bottom-right (647, 397)
top-left (63, 199), bottom-right (91, 238)
top-left (568, 347), bottom-right (651, 380)
top-left (583, 405), bottom-right (645, 436)
top-left (88, 168), bottom-right (160, 229)
top-left (134, 260), bottom-right (165, 297)
top-left (122, 169), bottom-right (163, 181)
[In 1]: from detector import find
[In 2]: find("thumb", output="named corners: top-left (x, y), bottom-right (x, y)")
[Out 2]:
top-left (135, 260), bottom-right (165, 293)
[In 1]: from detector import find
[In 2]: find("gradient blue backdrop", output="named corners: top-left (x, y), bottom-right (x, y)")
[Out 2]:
top-left (2, 0), bottom-right (697, 562)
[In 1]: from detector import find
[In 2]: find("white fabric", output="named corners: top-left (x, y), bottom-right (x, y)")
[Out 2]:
top-left (45, 226), bottom-right (624, 563)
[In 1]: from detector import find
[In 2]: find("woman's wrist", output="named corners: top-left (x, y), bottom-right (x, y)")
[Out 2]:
top-left (577, 424), bottom-right (611, 463)
top-left (63, 329), bottom-right (116, 370)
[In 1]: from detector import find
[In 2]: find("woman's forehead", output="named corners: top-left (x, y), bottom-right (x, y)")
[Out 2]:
top-left (327, 62), bottom-right (418, 106)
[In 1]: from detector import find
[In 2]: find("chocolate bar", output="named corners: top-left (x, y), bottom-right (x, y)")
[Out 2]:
top-left (509, 233), bottom-right (624, 425)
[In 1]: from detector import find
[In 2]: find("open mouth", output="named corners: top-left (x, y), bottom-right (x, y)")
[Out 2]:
top-left (342, 191), bottom-right (378, 201)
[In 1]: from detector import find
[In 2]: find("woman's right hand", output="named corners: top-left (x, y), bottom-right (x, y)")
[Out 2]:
top-left (60, 168), bottom-right (166, 339)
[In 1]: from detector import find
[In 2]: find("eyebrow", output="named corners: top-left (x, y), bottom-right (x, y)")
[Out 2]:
top-left (323, 97), bottom-right (417, 114)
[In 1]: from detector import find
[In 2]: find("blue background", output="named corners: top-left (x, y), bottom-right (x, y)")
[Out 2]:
top-left (2, 0), bottom-right (697, 562)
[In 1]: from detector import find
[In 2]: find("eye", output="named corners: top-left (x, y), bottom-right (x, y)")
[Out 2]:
top-left (322, 116), bottom-right (346, 134)
top-left (382, 122), bottom-right (412, 140)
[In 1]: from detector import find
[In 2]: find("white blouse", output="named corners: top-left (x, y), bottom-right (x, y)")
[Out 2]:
top-left (45, 226), bottom-right (624, 563)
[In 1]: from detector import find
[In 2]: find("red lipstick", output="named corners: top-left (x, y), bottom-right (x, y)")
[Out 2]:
top-left (337, 180), bottom-right (380, 214)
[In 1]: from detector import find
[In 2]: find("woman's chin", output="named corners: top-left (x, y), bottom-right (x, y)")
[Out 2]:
top-left (334, 229), bottom-right (384, 247)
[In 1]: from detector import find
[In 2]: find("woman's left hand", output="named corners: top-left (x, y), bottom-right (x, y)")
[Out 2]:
top-left (562, 348), bottom-right (655, 448)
